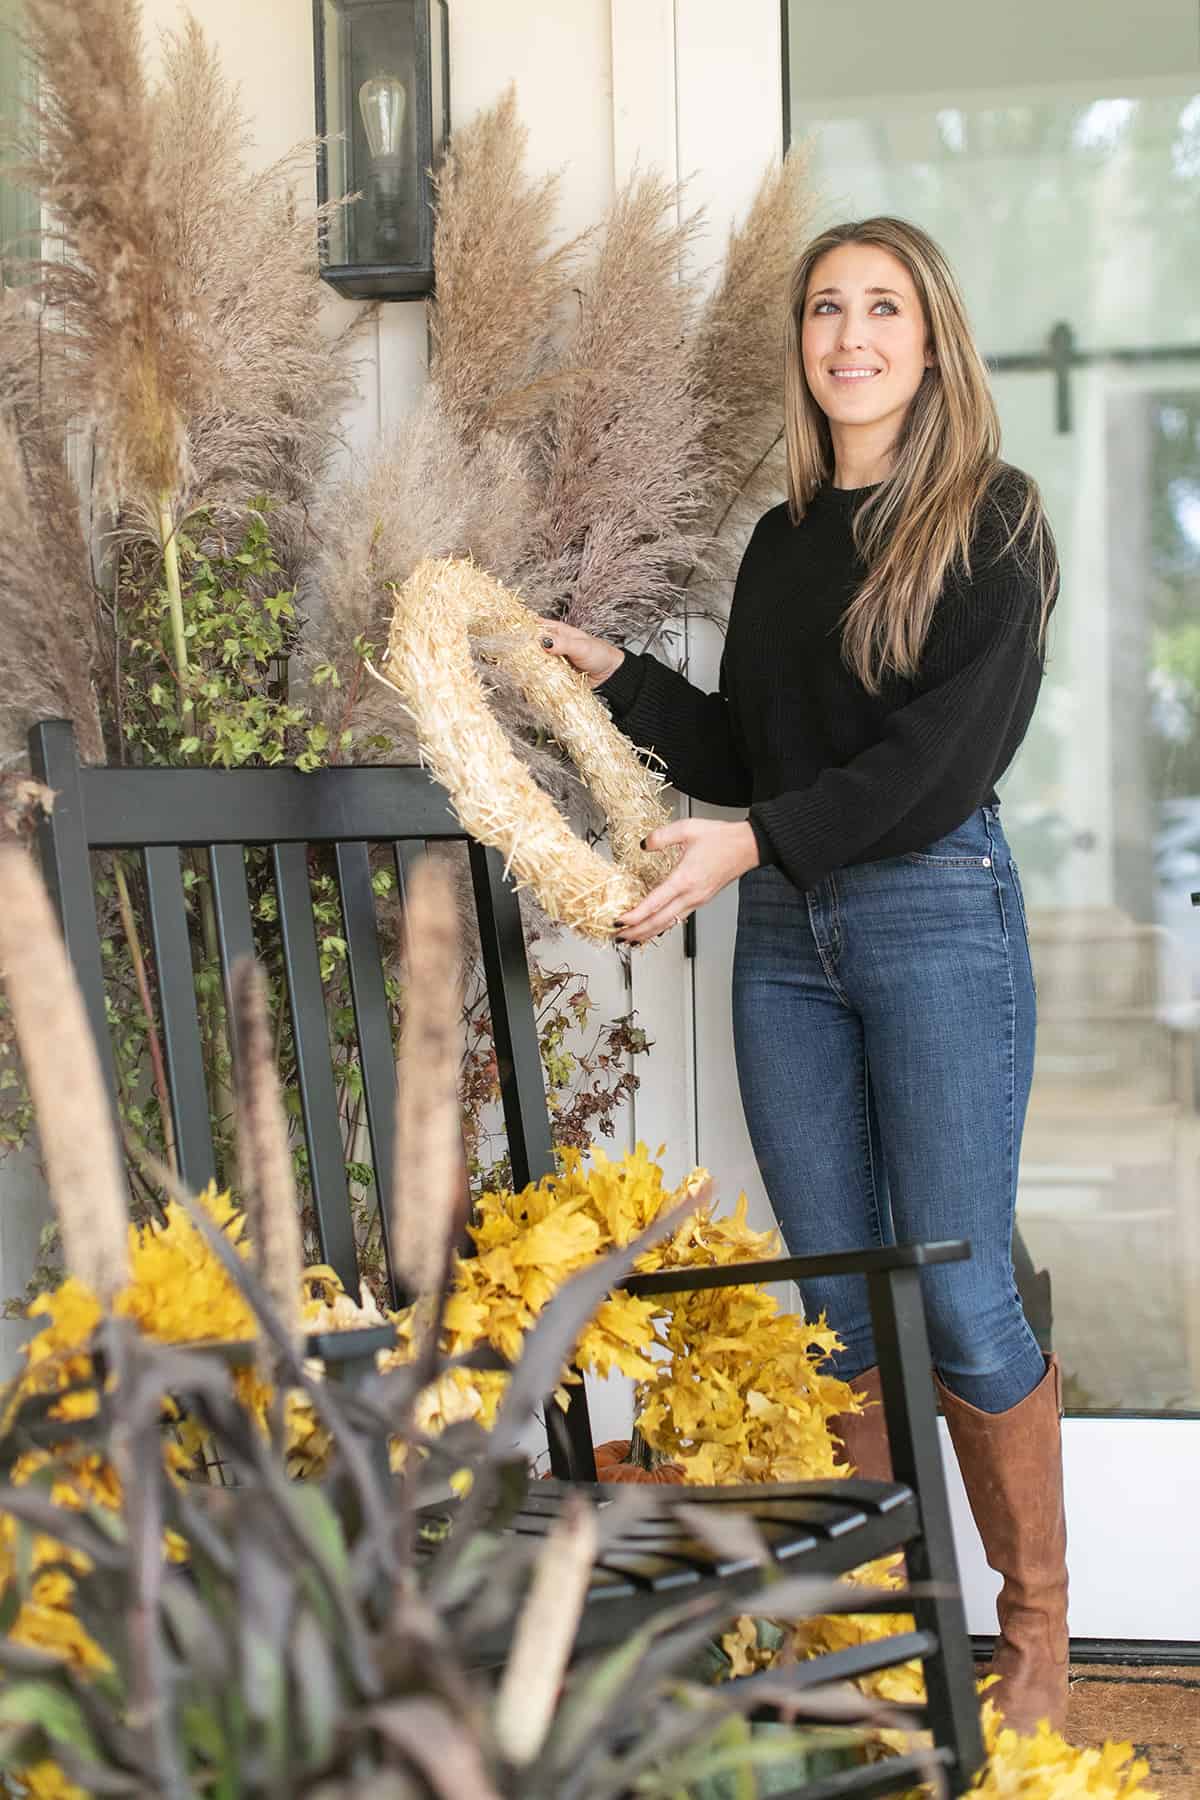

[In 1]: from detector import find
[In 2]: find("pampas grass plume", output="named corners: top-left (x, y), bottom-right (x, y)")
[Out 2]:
top-left (0, 842), bottom-right (130, 1304)
top-left (390, 857), bottom-right (466, 1297)
top-left (232, 956), bottom-right (303, 1349)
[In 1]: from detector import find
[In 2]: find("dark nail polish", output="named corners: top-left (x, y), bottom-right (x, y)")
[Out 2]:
top-left (541, 635), bottom-right (554, 648)
top-left (639, 837), bottom-right (647, 851)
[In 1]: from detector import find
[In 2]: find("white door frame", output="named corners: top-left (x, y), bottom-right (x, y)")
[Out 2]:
top-left (622, 0), bottom-right (1200, 1648)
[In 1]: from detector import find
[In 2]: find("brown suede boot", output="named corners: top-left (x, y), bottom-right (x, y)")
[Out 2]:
top-left (936, 1356), bottom-right (1070, 1734)
top-left (829, 1365), bottom-right (894, 1481)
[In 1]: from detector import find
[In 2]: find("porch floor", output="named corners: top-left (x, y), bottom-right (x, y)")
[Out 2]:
top-left (1067, 1664), bottom-right (1199, 1797)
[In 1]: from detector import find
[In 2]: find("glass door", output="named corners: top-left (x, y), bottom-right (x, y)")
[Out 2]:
top-left (784, 0), bottom-right (1200, 1640)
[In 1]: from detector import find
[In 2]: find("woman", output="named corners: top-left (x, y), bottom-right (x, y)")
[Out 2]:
top-left (540, 217), bottom-right (1068, 1734)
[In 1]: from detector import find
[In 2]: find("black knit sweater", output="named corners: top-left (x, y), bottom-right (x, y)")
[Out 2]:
top-left (596, 472), bottom-right (1054, 893)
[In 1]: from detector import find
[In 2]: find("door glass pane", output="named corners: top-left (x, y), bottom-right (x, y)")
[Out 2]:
top-left (0, 2), bottom-right (39, 282)
top-left (786, 0), bottom-right (1200, 1413)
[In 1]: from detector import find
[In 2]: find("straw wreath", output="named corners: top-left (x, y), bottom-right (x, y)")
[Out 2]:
top-left (374, 557), bottom-right (678, 940)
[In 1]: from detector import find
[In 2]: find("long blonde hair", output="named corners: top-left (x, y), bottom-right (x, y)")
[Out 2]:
top-left (784, 217), bottom-right (1057, 694)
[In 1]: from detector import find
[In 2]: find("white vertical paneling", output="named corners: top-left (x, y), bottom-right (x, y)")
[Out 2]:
top-left (673, 0), bottom-right (784, 1235)
top-left (674, 1), bottom-right (784, 258)
top-left (610, 0), bottom-right (678, 186)
top-left (448, 0), bottom-right (615, 241)
top-left (608, 0), bottom-right (694, 1172)
top-left (141, 0), bottom-right (316, 175)
top-left (377, 306), bottom-right (430, 432)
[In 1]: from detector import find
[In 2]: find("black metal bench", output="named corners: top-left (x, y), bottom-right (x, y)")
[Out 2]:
top-left (28, 718), bottom-right (986, 1796)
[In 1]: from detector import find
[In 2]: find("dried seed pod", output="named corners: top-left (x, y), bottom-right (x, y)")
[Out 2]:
top-left (0, 843), bottom-right (130, 1304)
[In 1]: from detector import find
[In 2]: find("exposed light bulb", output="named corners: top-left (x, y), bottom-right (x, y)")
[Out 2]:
top-left (358, 76), bottom-right (407, 161)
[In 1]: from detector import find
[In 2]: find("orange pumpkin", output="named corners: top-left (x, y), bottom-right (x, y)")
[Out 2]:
top-left (592, 1438), bottom-right (687, 1484)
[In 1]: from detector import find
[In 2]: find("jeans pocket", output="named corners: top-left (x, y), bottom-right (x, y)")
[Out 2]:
top-left (902, 810), bottom-right (994, 868)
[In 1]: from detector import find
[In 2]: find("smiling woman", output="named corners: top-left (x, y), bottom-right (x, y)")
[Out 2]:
top-left (801, 256), bottom-right (934, 473)
top-left (783, 0), bottom-right (1200, 1664)
top-left (542, 212), bottom-right (1069, 1733)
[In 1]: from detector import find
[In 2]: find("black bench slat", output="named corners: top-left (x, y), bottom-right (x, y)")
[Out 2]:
top-left (272, 842), bottom-right (357, 1292)
top-left (143, 846), bottom-right (216, 1193)
top-left (582, 1573), bottom-right (639, 1602)
top-left (595, 1551), bottom-right (703, 1592)
top-left (467, 840), bottom-right (557, 1194)
top-left (775, 1478), bottom-right (914, 1517)
top-left (615, 1517), bottom-right (818, 1560)
top-left (767, 1748), bottom-right (953, 1800)
top-left (335, 842), bottom-right (400, 1305)
top-left (513, 1508), bottom-right (819, 1568)
top-left (616, 1533), bottom-right (766, 1579)
top-left (391, 838), bottom-right (427, 903)
top-left (76, 763), bottom-right (463, 847)
top-left (29, 720), bottom-right (120, 1117)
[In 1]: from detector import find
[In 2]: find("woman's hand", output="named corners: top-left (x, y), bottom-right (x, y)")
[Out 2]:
top-left (616, 818), bottom-right (761, 945)
top-left (538, 620), bottom-right (625, 688)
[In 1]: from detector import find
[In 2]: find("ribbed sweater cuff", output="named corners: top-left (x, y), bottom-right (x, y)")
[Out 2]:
top-left (747, 814), bottom-right (777, 869)
top-left (593, 651), bottom-right (647, 717)
top-left (748, 799), bottom-right (814, 887)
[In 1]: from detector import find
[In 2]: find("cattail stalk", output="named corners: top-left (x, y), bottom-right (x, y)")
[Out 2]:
top-left (391, 858), bottom-right (466, 1298)
top-left (493, 1495), bottom-right (598, 1765)
top-left (0, 844), bottom-right (129, 1303)
top-left (231, 957), bottom-right (303, 1352)
top-left (111, 856), bottom-right (178, 1174)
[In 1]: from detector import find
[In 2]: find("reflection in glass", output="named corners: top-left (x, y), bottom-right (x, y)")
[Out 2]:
top-left (784, 12), bottom-right (1200, 1412)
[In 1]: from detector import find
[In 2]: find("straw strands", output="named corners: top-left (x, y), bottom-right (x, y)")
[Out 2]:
top-left (376, 558), bottom-right (678, 940)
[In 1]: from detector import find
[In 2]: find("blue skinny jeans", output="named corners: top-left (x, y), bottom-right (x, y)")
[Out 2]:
top-left (732, 804), bottom-right (1046, 1414)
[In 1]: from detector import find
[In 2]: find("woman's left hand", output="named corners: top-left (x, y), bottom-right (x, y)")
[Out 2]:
top-left (616, 819), bottom-right (761, 945)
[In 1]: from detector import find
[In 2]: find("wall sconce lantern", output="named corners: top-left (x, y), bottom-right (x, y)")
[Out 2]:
top-left (312, 0), bottom-right (450, 300)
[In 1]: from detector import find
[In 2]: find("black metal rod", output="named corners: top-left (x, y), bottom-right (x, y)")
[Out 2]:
top-left (391, 838), bottom-right (427, 905)
top-left (465, 840), bottom-right (595, 1479)
top-left (28, 720), bottom-right (121, 1120)
top-left (766, 1748), bottom-right (953, 1800)
top-left (143, 845), bottom-right (217, 1194)
top-left (738, 1628), bottom-right (937, 1702)
top-left (985, 318), bottom-right (1200, 435)
top-left (868, 1266), bottom-right (985, 1791)
top-left (546, 1387), bottom-right (601, 1486)
top-left (272, 843), bottom-right (358, 1293)
top-left (989, 341), bottom-right (1200, 371)
top-left (335, 841), bottom-right (400, 1307)
top-left (622, 1240), bottom-right (970, 1296)
top-left (466, 841), bottom-right (556, 1192)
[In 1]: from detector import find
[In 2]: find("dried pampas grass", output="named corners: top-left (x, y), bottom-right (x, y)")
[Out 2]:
top-left (300, 391), bottom-right (592, 820)
top-left (145, 18), bottom-right (367, 581)
top-left (321, 89), bottom-right (814, 794)
top-left (429, 85), bottom-right (593, 445)
top-left (390, 857), bottom-right (466, 1297)
top-left (521, 170), bottom-right (714, 646)
top-left (232, 957), bottom-right (303, 1352)
top-left (376, 558), bottom-right (676, 940)
top-left (20, 0), bottom-right (203, 507)
top-left (0, 289), bottom-right (106, 767)
top-left (687, 144), bottom-right (815, 587)
top-left (0, 842), bottom-right (130, 1304)
top-left (15, 1), bottom-right (363, 578)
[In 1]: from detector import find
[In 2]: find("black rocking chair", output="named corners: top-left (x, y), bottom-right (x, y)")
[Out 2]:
top-left (28, 718), bottom-right (987, 1797)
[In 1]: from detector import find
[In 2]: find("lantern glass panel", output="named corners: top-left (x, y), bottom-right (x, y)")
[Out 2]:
top-left (319, 0), bottom-right (423, 270)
